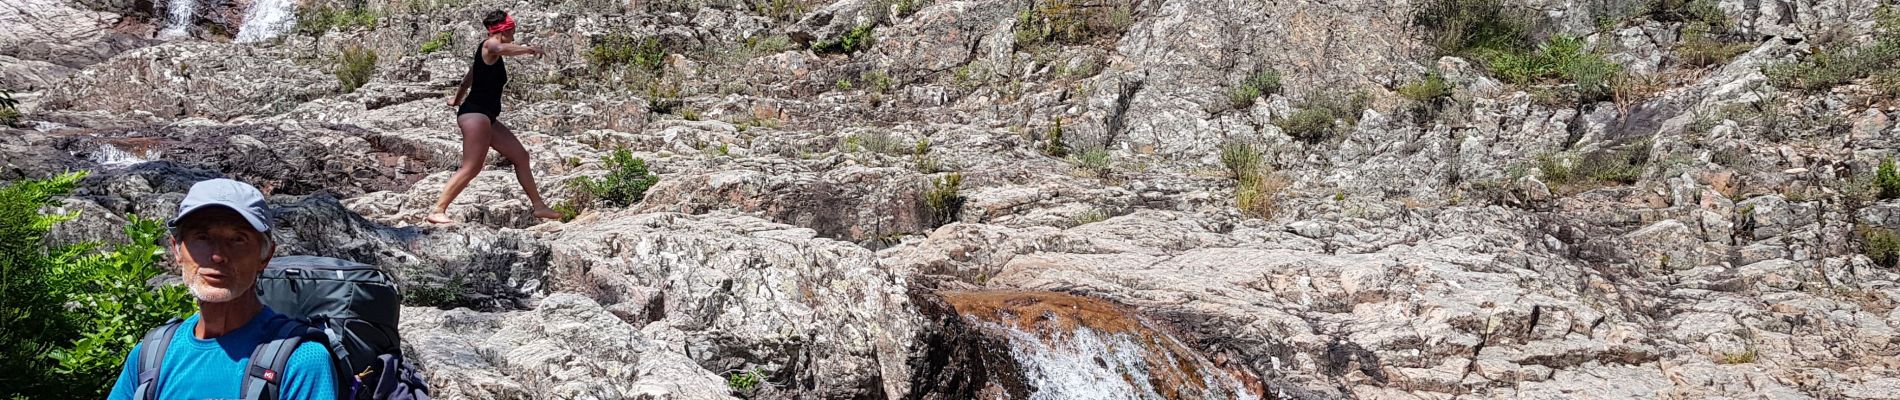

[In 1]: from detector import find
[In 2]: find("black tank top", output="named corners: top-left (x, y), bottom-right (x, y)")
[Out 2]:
top-left (458, 42), bottom-right (507, 117)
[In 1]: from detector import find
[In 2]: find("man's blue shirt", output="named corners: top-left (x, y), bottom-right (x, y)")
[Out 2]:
top-left (107, 307), bottom-right (335, 400)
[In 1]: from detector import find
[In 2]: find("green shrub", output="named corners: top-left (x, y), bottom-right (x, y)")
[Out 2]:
top-left (1879, 157), bottom-right (1900, 200)
top-left (1650, 0), bottom-right (1729, 28)
top-left (1279, 108), bottom-right (1339, 143)
top-left (1398, 72), bottom-right (1454, 103)
top-left (46, 215), bottom-right (195, 393)
top-left (1861, 224), bottom-right (1900, 267)
top-left (1072, 147), bottom-right (1111, 178)
top-left (1538, 140), bottom-right (1652, 187)
top-left (1764, 39), bottom-right (1900, 91)
top-left (1717, 349), bottom-right (1757, 364)
top-left (591, 34), bottom-right (667, 72)
top-left (1217, 141), bottom-right (1281, 218)
top-left (297, 4), bottom-right (379, 36)
top-left (861, 70), bottom-right (896, 93)
top-left (815, 24), bottom-right (876, 54)
top-left (1675, 22), bottom-right (1751, 67)
top-left (403, 275), bottom-right (468, 307)
top-left (1, 172), bottom-right (194, 398)
top-left (1765, 5), bottom-right (1900, 90)
top-left (1042, 120), bottom-right (1069, 157)
top-left (1480, 35), bottom-right (1622, 101)
top-left (752, 0), bottom-right (814, 22)
top-left (574, 148), bottom-right (661, 207)
top-left (1414, 0), bottom-right (1536, 57)
top-left (1014, 0), bottom-right (1137, 49)
top-left (551, 199), bottom-right (581, 222)
top-left (1219, 141), bottom-right (1265, 180)
top-left (1227, 67), bottom-right (1283, 109)
top-left (727, 368), bottom-right (764, 393)
top-left (923, 173), bottom-right (965, 226)
top-left (419, 31), bottom-right (452, 54)
top-left (336, 45), bottom-right (378, 93)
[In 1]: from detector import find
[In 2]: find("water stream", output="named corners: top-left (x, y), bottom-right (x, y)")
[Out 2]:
top-left (235, 0), bottom-right (295, 43)
top-left (154, 0), bottom-right (195, 39)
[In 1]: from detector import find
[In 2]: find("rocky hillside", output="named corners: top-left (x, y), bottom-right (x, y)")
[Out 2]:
top-left (8, 0), bottom-right (1900, 398)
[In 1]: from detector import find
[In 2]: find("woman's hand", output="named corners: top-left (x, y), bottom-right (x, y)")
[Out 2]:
top-left (448, 96), bottom-right (461, 107)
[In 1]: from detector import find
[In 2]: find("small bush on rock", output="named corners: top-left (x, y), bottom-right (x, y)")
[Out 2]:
top-left (1277, 93), bottom-right (1366, 143)
top-left (336, 45), bottom-right (378, 93)
top-left (419, 31), bottom-right (452, 54)
top-left (1764, 5), bottom-right (1900, 91)
top-left (1227, 67), bottom-right (1282, 110)
top-left (814, 24), bottom-right (876, 54)
top-left (574, 148), bottom-right (661, 207)
top-left (1072, 147), bottom-right (1111, 178)
top-left (1013, 0), bottom-right (1137, 49)
top-left (1878, 157), bottom-right (1900, 200)
top-left (923, 173), bottom-right (965, 226)
top-left (1219, 142), bottom-right (1284, 219)
top-left (590, 34), bottom-right (667, 73)
top-left (297, 4), bottom-right (379, 36)
top-left (1859, 224), bottom-right (1900, 267)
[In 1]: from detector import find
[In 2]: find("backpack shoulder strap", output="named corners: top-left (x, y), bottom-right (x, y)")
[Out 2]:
top-left (133, 318), bottom-right (184, 400)
top-left (241, 319), bottom-right (324, 400)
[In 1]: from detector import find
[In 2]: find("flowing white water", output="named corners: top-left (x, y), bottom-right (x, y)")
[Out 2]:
top-left (155, 0), bottom-right (196, 39)
top-left (235, 0), bottom-right (296, 43)
top-left (92, 143), bottom-right (160, 167)
top-left (982, 321), bottom-right (1261, 400)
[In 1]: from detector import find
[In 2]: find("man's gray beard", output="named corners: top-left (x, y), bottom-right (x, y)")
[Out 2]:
top-left (184, 271), bottom-right (242, 303)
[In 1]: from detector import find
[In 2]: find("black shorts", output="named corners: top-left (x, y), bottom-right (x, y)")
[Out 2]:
top-left (456, 103), bottom-right (500, 120)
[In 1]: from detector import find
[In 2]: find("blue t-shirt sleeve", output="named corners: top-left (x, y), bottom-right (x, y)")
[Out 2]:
top-left (107, 342), bottom-right (141, 400)
top-left (279, 341), bottom-right (337, 400)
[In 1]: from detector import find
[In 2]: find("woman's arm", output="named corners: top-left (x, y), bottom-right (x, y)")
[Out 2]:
top-left (449, 68), bottom-right (472, 106)
top-left (484, 41), bottom-right (543, 57)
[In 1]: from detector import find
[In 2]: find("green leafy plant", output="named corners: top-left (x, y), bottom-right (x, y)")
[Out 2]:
top-left (46, 215), bottom-right (195, 393)
top-left (1227, 67), bottom-right (1283, 109)
top-left (1218, 141), bottom-right (1284, 218)
top-left (296, 4), bottom-right (379, 36)
top-left (1675, 22), bottom-right (1751, 67)
top-left (1, 172), bottom-right (194, 398)
top-left (1764, 5), bottom-right (1900, 91)
top-left (1861, 224), bottom-right (1900, 267)
top-left (1879, 157), bottom-right (1900, 200)
top-left (1042, 120), bottom-right (1070, 157)
top-left (590, 34), bottom-right (667, 73)
top-left (336, 45), bottom-right (378, 93)
top-left (923, 173), bottom-right (965, 226)
top-left (1398, 72), bottom-right (1453, 103)
top-left (573, 148), bottom-right (661, 207)
top-left (727, 368), bottom-right (764, 393)
top-left (403, 275), bottom-right (468, 307)
top-left (1277, 93), bottom-right (1368, 143)
top-left (1013, 0), bottom-right (1137, 49)
top-left (814, 24), bottom-right (876, 54)
top-left (419, 31), bottom-right (452, 54)
top-left (1072, 147), bottom-right (1111, 178)
top-left (1537, 140), bottom-right (1652, 188)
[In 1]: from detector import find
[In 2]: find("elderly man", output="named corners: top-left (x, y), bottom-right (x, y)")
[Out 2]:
top-left (107, 179), bottom-right (335, 400)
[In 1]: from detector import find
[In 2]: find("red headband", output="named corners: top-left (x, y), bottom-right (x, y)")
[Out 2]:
top-left (487, 15), bottom-right (515, 34)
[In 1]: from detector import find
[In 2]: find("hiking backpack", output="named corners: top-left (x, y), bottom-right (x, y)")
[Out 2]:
top-left (133, 256), bottom-right (430, 400)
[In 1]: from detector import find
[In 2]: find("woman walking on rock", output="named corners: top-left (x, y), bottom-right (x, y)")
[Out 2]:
top-left (431, 10), bottom-right (561, 224)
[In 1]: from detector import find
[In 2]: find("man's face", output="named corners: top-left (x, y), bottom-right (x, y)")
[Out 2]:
top-left (170, 208), bottom-right (272, 303)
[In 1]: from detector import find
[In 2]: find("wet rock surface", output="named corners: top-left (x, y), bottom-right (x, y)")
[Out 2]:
top-left (10, 0), bottom-right (1900, 398)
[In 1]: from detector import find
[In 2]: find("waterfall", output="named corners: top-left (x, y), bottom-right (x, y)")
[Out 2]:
top-left (155, 0), bottom-right (195, 39)
top-left (92, 143), bottom-right (161, 168)
top-left (931, 291), bottom-right (1264, 399)
top-left (235, 0), bottom-right (296, 43)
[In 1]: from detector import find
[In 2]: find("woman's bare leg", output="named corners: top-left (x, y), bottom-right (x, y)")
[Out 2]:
top-left (428, 114), bottom-right (496, 224)
top-left (489, 120), bottom-right (561, 220)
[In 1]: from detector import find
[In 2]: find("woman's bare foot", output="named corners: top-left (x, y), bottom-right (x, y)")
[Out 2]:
top-left (425, 212), bottom-right (456, 224)
top-left (532, 206), bottom-right (563, 220)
